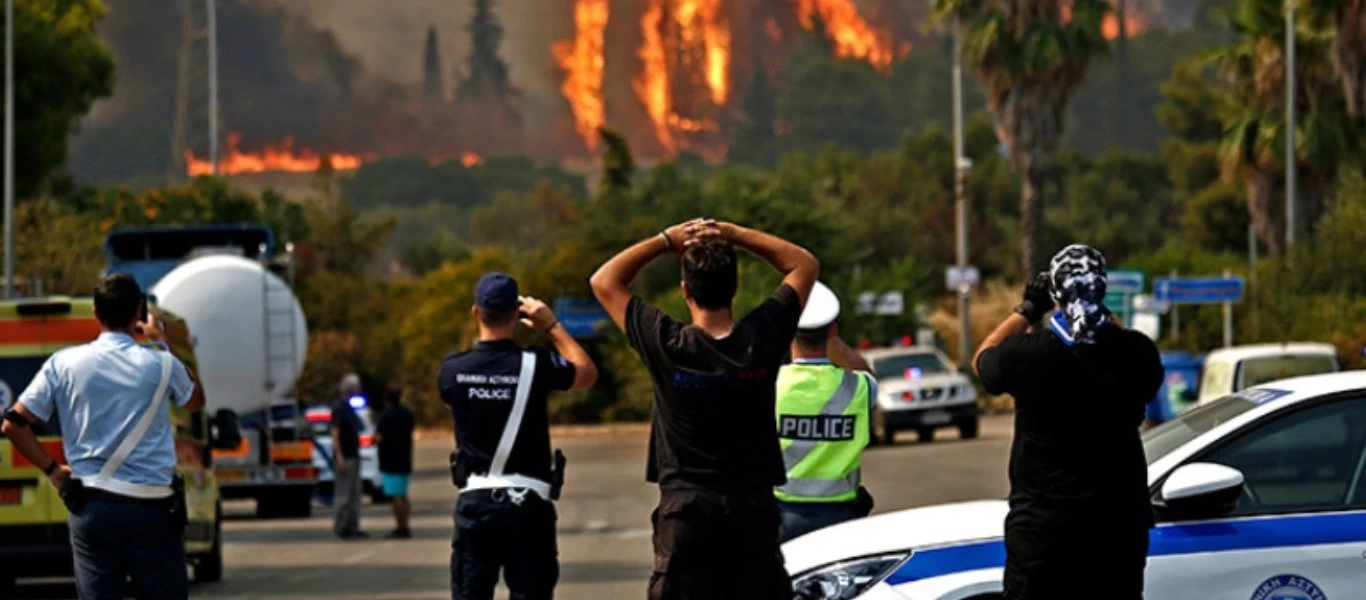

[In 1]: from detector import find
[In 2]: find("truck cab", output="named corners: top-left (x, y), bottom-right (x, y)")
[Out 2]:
top-left (0, 296), bottom-right (235, 589)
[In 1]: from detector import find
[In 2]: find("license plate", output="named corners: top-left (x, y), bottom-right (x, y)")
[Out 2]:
top-left (921, 411), bottom-right (952, 426)
top-left (0, 487), bottom-right (21, 505)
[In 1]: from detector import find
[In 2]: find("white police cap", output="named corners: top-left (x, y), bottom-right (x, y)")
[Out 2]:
top-left (798, 281), bottom-right (840, 330)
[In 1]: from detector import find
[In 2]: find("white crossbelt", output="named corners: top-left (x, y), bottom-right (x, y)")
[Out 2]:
top-left (463, 351), bottom-right (551, 501)
top-left (80, 352), bottom-right (174, 499)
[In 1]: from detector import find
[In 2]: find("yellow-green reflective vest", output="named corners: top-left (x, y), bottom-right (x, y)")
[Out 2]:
top-left (774, 363), bottom-right (871, 503)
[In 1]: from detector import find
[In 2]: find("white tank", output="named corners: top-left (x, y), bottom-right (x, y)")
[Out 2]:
top-left (152, 255), bottom-right (308, 416)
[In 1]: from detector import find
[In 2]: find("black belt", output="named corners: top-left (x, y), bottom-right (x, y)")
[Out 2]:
top-left (85, 488), bottom-right (172, 506)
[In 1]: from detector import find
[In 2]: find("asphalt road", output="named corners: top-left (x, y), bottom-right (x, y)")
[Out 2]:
top-left (12, 416), bottom-right (1012, 600)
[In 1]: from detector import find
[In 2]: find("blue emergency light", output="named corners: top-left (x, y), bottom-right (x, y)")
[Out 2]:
top-left (348, 395), bottom-right (367, 409)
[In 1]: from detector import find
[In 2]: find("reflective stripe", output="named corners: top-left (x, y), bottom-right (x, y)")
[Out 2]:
top-left (781, 371), bottom-right (861, 470)
top-left (779, 468), bottom-right (860, 498)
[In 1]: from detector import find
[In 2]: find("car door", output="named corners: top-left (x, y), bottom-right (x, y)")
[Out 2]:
top-left (1146, 395), bottom-right (1366, 600)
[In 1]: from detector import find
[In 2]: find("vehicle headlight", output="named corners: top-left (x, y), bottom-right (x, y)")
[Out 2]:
top-left (792, 553), bottom-right (910, 600)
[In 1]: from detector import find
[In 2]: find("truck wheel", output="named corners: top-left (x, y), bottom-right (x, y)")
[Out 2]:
top-left (958, 417), bottom-right (980, 440)
top-left (282, 488), bottom-right (313, 518)
top-left (916, 427), bottom-right (936, 443)
top-left (193, 504), bottom-right (224, 583)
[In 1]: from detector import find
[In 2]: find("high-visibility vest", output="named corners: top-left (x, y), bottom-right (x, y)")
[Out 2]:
top-left (774, 363), bottom-right (871, 503)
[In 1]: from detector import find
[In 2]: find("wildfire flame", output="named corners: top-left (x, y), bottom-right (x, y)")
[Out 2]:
top-left (634, 0), bottom-right (730, 155)
top-left (185, 133), bottom-right (364, 176)
top-left (461, 151), bottom-right (483, 167)
top-left (1061, 3), bottom-right (1149, 40)
top-left (793, 0), bottom-right (895, 70)
top-left (553, 0), bottom-right (610, 151)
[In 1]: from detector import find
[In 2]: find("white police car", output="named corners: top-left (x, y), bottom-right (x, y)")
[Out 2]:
top-left (306, 399), bottom-right (385, 503)
top-left (785, 371), bottom-right (1366, 600)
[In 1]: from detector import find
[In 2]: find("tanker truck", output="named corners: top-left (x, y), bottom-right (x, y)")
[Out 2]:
top-left (105, 225), bottom-right (319, 518)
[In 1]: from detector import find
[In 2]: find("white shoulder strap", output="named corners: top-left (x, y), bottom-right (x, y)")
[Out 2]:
top-left (489, 351), bottom-right (536, 477)
top-left (97, 352), bottom-right (173, 482)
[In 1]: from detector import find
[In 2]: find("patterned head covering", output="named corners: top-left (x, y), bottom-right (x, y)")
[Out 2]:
top-left (1048, 244), bottom-right (1109, 345)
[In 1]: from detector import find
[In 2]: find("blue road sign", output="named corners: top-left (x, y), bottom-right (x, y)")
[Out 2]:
top-left (1108, 269), bottom-right (1145, 295)
top-left (554, 298), bottom-right (612, 339)
top-left (1153, 277), bottom-right (1245, 305)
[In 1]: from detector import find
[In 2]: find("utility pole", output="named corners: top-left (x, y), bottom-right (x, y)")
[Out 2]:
top-left (4, 0), bottom-right (14, 298)
top-left (170, 0), bottom-right (221, 180)
top-left (207, 0), bottom-right (219, 174)
top-left (1285, 0), bottom-right (1297, 249)
top-left (953, 14), bottom-right (972, 367)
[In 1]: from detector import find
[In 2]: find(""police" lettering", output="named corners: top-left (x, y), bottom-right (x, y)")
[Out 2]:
top-left (778, 415), bottom-right (857, 441)
top-left (469, 387), bottom-right (513, 400)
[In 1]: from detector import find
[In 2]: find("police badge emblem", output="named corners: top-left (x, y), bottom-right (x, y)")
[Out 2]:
top-left (1250, 574), bottom-right (1327, 600)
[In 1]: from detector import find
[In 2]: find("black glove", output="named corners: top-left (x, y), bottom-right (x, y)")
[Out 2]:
top-left (1013, 272), bottom-right (1054, 322)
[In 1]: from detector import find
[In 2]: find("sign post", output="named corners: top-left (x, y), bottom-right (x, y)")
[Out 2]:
top-left (1153, 274), bottom-right (1246, 348)
top-left (945, 266), bottom-right (980, 367)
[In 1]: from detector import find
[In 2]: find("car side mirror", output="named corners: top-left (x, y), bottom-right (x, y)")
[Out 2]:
top-left (210, 409), bottom-right (243, 451)
top-left (1158, 462), bottom-right (1244, 521)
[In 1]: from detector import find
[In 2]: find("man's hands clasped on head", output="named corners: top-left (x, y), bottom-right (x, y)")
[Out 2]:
top-left (1014, 272), bottom-right (1055, 323)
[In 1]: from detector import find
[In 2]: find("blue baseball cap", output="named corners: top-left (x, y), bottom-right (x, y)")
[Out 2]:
top-left (475, 272), bottom-right (519, 309)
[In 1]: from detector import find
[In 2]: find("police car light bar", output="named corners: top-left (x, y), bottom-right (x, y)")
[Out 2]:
top-left (348, 395), bottom-right (367, 409)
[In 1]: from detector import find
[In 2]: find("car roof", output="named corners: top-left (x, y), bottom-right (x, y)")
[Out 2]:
top-left (860, 346), bottom-right (947, 361)
top-left (1203, 342), bottom-right (1338, 363)
top-left (1253, 370), bottom-right (1366, 402)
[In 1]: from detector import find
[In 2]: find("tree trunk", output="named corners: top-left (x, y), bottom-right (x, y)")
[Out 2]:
top-left (1331, 0), bottom-right (1366, 118)
top-left (1245, 170), bottom-right (1286, 255)
top-left (1021, 169), bottom-right (1045, 277)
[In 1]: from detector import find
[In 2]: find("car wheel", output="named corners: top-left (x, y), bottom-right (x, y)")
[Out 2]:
top-left (958, 417), bottom-right (980, 440)
top-left (916, 427), bottom-right (936, 443)
top-left (193, 504), bottom-right (224, 583)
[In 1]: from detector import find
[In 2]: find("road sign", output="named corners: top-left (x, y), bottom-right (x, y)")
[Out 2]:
top-left (945, 266), bottom-right (980, 293)
top-left (554, 298), bottom-right (611, 339)
top-left (1153, 277), bottom-right (1245, 305)
top-left (1108, 269), bottom-right (1145, 294)
top-left (875, 292), bottom-right (904, 316)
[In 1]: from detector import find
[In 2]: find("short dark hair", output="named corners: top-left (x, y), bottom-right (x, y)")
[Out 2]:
top-left (94, 274), bottom-right (143, 329)
top-left (793, 325), bottom-right (830, 352)
top-left (477, 305), bottom-right (519, 327)
top-left (682, 240), bottom-right (737, 310)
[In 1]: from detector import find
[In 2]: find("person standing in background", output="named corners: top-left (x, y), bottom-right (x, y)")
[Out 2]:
top-left (377, 385), bottom-right (416, 539)
top-left (332, 373), bottom-right (368, 540)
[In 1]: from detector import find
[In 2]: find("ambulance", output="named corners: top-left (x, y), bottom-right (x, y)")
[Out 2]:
top-left (0, 297), bottom-right (236, 589)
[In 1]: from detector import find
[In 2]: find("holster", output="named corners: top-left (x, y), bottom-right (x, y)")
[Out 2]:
top-left (855, 486), bottom-right (875, 518)
top-left (549, 449), bottom-right (567, 501)
top-left (449, 450), bottom-right (471, 488)
top-left (169, 475), bottom-right (188, 535)
top-left (59, 477), bottom-right (88, 513)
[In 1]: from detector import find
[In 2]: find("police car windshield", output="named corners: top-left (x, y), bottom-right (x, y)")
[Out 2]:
top-left (1142, 395), bottom-right (1259, 465)
top-left (873, 353), bottom-right (949, 380)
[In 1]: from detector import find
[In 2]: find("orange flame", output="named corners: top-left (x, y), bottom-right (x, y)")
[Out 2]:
top-left (461, 151), bottom-right (483, 167)
top-left (553, 0), bottom-right (610, 151)
top-left (634, 0), bottom-right (731, 155)
top-left (793, 0), bottom-right (894, 70)
top-left (185, 133), bottom-right (364, 176)
top-left (1061, 3), bottom-right (1149, 40)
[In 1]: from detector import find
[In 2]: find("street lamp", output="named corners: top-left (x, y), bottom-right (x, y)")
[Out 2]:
top-left (4, 0), bottom-right (14, 298)
top-left (1285, 0), bottom-right (1297, 249)
top-left (952, 14), bottom-right (972, 368)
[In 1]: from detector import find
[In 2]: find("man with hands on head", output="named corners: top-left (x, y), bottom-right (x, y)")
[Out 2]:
top-left (1, 274), bottom-right (202, 600)
top-left (441, 273), bottom-right (598, 600)
top-left (590, 219), bottom-right (819, 600)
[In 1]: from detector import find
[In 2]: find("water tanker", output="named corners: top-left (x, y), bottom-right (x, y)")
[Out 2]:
top-left (106, 225), bottom-right (318, 518)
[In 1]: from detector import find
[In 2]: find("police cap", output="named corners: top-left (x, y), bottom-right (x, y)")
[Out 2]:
top-left (475, 272), bottom-right (520, 309)
top-left (798, 281), bottom-right (840, 330)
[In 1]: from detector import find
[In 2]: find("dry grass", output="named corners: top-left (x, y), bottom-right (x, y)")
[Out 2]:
top-left (927, 280), bottom-right (1021, 413)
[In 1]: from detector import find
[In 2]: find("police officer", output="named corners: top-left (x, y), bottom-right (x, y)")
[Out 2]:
top-left (1, 274), bottom-right (203, 600)
top-left (774, 281), bottom-right (877, 542)
top-left (439, 273), bottom-right (598, 600)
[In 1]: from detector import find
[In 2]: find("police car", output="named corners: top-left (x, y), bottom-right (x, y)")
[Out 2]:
top-left (785, 371), bottom-right (1366, 600)
top-left (862, 347), bottom-right (979, 444)
top-left (306, 401), bottom-right (385, 503)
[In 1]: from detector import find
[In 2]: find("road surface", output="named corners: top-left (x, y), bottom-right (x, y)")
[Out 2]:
top-left (12, 416), bottom-right (1011, 599)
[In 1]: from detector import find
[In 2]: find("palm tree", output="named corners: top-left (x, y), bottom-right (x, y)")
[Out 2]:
top-left (1209, 0), bottom-right (1356, 253)
top-left (1304, 0), bottom-right (1366, 118)
top-left (933, 0), bottom-right (1110, 276)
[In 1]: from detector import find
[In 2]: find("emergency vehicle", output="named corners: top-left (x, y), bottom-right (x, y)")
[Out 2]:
top-left (785, 371), bottom-right (1366, 600)
top-left (862, 347), bottom-right (979, 444)
top-left (0, 297), bottom-right (237, 589)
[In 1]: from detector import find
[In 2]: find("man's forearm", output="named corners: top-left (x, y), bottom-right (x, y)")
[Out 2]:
top-left (972, 313), bottom-right (1030, 375)
top-left (728, 225), bottom-right (817, 277)
top-left (1, 414), bottom-right (55, 474)
top-left (590, 236), bottom-right (667, 293)
top-left (547, 324), bottom-right (599, 390)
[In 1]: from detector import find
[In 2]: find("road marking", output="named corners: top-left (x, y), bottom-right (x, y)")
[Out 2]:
top-left (585, 519), bottom-right (608, 532)
top-left (343, 548), bottom-right (378, 565)
top-left (614, 527), bottom-right (652, 539)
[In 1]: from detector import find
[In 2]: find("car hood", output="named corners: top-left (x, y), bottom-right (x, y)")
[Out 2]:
top-left (783, 500), bottom-right (1008, 575)
top-left (878, 373), bottom-right (968, 392)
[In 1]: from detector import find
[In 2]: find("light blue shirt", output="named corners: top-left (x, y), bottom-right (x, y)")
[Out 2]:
top-left (19, 332), bottom-right (195, 488)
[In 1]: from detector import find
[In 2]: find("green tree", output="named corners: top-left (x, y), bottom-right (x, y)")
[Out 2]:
top-left (731, 59), bottom-right (779, 164)
top-left (423, 26), bottom-right (443, 100)
top-left (1304, 0), bottom-right (1366, 118)
top-left (456, 0), bottom-right (519, 119)
top-left (2, 0), bottom-right (114, 197)
top-left (777, 54), bottom-right (897, 155)
top-left (934, 0), bottom-right (1112, 276)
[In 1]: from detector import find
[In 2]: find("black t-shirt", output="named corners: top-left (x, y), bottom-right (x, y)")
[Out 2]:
top-left (626, 285), bottom-right (803, 493)
top-left (331, 397), bottom-right (363, 460)
top-left (377, 403), bottom-right (415, 475)
top-left (438, 339), bottom-right (577, 484)
top-left (977, 325), bottom-right (1163, 526)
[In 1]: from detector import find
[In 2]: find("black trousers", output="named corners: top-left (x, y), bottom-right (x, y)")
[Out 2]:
top-left (69, 493), bottom-right (187, 600)
top-left (648, 489), bottom-right (791, 600)
top-left (451, 488), bottom-right (559, 600)
top-left (777, 500), bottom-right (861, 543)
top-left (1003, 510), bottom-right (1150, 600)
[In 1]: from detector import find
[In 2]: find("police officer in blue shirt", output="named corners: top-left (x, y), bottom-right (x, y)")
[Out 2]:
top-left (1, 274), bottom-right (203, 600)
top-left (441, 273), bottom-right (598, 600)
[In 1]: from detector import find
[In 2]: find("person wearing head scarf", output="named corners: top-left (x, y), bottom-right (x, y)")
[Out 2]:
top-left (973, 245), bottom-right (1164, 600)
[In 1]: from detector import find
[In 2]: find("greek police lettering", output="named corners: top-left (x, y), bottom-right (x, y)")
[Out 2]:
top-left (779, 415), bottom-right (857, 441)
top-left (1249, 574), bottom-right (1327, 600)
top-left (456, 373), bottom-right (520, 385)
top-left (468, 387), bottom-right (513, 400)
